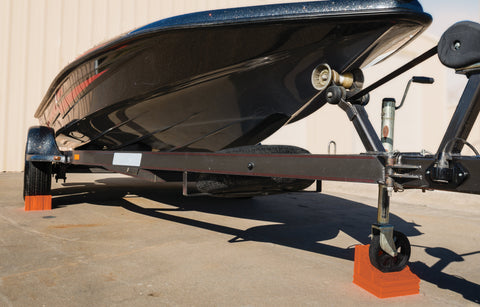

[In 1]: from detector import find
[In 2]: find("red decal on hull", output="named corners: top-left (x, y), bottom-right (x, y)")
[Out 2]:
top-left (46, 70), bottom-right (108, 125)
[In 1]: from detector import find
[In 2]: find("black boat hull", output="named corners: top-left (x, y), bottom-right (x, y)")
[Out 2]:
top-left (35, 1), bottom-right (431, 152)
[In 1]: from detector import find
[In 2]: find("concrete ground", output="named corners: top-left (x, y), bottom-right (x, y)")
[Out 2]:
top-left (0, 172), bottom-right (479, 306)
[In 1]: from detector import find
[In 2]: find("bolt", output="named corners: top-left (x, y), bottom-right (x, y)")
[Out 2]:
top-left (247, 162), bottom-right (254, 171)
top-left (321, 72), bottom-right (329, 81)
top-left (454, 41), bottom-right (461, 50)
top-left (387, 186), bottom-right (393, 197)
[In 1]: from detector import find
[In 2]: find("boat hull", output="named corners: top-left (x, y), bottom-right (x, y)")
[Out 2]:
top-left (35, 1), bottom-right (431, 152)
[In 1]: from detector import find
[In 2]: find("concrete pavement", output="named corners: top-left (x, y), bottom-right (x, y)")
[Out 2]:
top-left (0, 172), bottom-right (479, 306)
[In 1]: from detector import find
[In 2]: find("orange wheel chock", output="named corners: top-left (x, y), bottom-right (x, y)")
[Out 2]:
top-left (353, 244), bottom-right (420, 298)
top-left (24, 195), bottom-right (52, 211)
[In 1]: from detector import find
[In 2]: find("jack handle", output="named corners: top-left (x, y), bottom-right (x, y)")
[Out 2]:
top-left (396, 76), bottom-right (435, 110)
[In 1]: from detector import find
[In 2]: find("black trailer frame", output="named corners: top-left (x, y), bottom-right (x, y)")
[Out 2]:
top-left (24, 21), bottom-right (480, 273)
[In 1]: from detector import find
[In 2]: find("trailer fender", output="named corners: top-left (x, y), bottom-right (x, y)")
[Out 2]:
top-left (25, 126), bottom-right (64, 162)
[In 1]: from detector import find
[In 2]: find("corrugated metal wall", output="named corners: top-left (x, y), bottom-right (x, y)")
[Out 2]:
top-left (0, 0), bottom-right (307, 171)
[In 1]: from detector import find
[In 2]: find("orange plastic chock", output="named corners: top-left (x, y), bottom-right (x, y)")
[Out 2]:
top-left (353, 244), bottom-right (420, 298)
top-left (24, 195), bottom-right (52, 211)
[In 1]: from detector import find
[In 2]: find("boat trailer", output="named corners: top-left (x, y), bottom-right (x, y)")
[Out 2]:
top-left (24, 21), bottom-right (480, 273)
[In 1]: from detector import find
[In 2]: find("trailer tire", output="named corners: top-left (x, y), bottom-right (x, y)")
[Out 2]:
top-left (23, 161), bottom-right (52, 199)
top-left (196, 145), bottom-right (315, 197)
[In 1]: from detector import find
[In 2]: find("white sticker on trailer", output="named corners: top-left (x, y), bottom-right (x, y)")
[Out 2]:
top-left (112, 153), bottom-right (142, 167)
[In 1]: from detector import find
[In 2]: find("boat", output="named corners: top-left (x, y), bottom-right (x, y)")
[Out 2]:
top-left (34, 0), bottom-right (431, 153)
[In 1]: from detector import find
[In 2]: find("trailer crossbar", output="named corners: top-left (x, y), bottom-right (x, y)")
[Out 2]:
top-left (68, 150), bottom-right (386, 184)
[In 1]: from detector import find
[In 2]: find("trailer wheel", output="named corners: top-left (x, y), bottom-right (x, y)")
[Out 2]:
top-left (369, 230), bottom-right (410, 272)
top-left (23, 161), bottom-right (52, 199)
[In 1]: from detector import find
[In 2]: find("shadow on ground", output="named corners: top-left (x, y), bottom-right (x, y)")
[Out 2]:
top-left (410, 247), bottom-right (480, 303)
top-left (52, 177), bottom-right (479, 303)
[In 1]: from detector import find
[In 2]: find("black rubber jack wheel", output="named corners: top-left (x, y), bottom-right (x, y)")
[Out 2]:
top-left (369, 230), bottom-right (411, 272)
top-left (23, 161), bottom-right (52, 199)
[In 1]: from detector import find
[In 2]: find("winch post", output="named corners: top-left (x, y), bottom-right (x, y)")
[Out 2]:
top-left (436, 73), bottom-right (480, 157)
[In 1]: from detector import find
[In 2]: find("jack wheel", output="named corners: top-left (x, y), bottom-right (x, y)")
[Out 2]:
top-left (369, 230), bottom-right (411, 272)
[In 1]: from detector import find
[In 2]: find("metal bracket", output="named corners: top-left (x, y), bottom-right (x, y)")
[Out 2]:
top-left (372, 224), bottom-right (397, 257)
top-left (426, 162), bottom-right (469, 186)
top-left (327, 141), bottom-right (337, 155)
top-left (388, 163), bottom-right (423, 181)
top-left (53, 163), bottom-right (67, 183)
top-left (182, 171), bottom-right (210, 197)
top-left (337, 98), bottom-right (385, 152)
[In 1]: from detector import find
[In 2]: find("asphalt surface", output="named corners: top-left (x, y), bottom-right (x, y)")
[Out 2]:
top-left (0, 172), bottom-right (479, 306)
